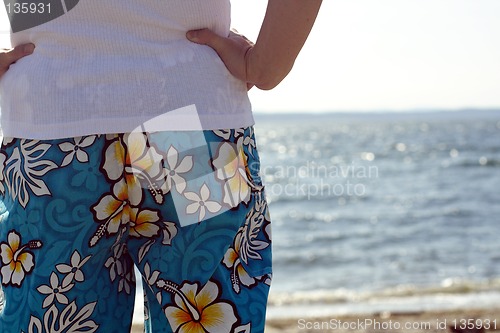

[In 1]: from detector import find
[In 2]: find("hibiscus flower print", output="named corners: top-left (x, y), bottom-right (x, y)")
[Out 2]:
top-left (90, 179), bottom-right (140, 247)
top-left (129, 207), bottom-right (161, 238)
top-left (0, 230), bottom-right (42, 286)
top-left (212, 141), bottom-right (253, 208)
top-left (222, 233), bottom-right (257, 294)
top-left (223, 197), bottom-right (271, 293)
top-left (158, 279), bottom-right (238, 333)
top-left (103, 133), bottom-right (166, 204)
top-left (124, 133), bottom-right (167, 200)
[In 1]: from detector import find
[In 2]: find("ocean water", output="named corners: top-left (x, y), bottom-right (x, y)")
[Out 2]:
top-left (2, 110), bottom-right (499, 323)
top-left (253, 110), bottom-right (500, 318)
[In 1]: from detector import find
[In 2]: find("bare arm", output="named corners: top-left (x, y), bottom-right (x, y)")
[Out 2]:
top-left (249, 0), bottom-right (323, 89)
top-left (187, 0), bottom-right (323, 90)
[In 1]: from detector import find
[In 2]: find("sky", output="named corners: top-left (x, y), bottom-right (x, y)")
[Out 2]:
top-left (2, 0), bottom-right (500, 113)
top-left (232, 0), bottom-right (500, 113)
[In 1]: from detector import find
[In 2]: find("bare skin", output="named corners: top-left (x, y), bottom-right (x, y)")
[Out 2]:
top-left (0, 43), bottom-right (35, 79)
top-left (187, 0), bottom-right (323, 90)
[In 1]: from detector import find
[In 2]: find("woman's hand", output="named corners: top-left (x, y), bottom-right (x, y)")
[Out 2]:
top-left (187, 0), bottom-right (322, 91)
top-left (0, 43), bottom-right (35, 79)
top-left (187, 29), bottom-right (256, 90)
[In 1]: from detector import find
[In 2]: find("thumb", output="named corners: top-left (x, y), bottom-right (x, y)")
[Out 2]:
top-left (9, 44), bottom-right (35, 61)
top-left (186, 29), bottom-right (226, 50)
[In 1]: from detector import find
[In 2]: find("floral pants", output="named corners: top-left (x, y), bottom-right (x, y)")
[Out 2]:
top-left (0, 127), bottom-right (272, 333)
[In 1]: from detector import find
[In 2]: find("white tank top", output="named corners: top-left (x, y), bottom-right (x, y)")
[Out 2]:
top-left (0, 0), bottom-right (254, 139)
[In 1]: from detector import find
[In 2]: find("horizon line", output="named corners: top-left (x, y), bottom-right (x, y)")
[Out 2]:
top-left (253, 107), bottom-right (500, 115)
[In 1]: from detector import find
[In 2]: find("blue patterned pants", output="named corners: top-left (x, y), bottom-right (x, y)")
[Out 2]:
top-left (0, 127), bottom-right (272, 332)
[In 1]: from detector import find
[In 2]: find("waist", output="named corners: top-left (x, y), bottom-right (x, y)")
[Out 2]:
top-left (0, 40), bottom-right (252, 138)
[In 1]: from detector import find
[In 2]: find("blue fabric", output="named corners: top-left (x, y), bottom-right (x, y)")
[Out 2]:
top-left (0, 127), bottom-right (272, 333)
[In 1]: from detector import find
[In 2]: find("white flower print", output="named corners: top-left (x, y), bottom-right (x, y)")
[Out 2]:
top-left (3, 140), bottom-right (58, 208)
top-left (240, 127), bottom-right (256, 155)
top-left (136, 220), bottom-right (177, 264)
top-left (24, 301), bottom-right (98, 333)
top-left (58, 136), bottom-right (96, 167)
top-left (162, 145), bottom-right (193, 194)
top-left (234, 128), bottom-right (244, 138)
top-left (184, 183), bottom-right (222, 221)
top-left (162, 221), bottom-right (178, 245)
top-left (213, 129), bottom-right (231, 140)
top-left (143, 262), bottom-right (160, 287)
top-left (263, 274), bottom-right (272, 287)
top-left (56, 250), bottom-right (92, 288)
top-left (138, 239), bottom-right (155, 264)
top-left (223, 232), bottom-right (258, 293)
top-left (118, 268), bottom-right (134, 295)
top-left (238, 209), bottom-right (269, 265)
top-left (234, 323), bottom-right (252, 333)
top-left (37, 272), bottom-right (74, 308)
top-left (104, 243), bottom-right (134, 295)
top-left (223, 197), bottom-right (271, 293)
top-left (104, 243), bottom-right (126, 282)
top-left (143, 261), bottom-right (163, 303)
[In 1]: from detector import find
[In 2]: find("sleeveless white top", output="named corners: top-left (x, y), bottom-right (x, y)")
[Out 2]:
top-left (0, 0), bottom-right (254, 139)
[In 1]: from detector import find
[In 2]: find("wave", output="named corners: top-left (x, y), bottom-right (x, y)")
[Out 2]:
top-left (268, 277), bottom-right (500, 307)
top-left (453, 158), bottom-right (500, 168)
top-left (266, 278), bottom-right (500, 319)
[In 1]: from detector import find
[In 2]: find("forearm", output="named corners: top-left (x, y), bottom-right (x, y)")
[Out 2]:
top-left (248, 0), bottom-right (323, 90)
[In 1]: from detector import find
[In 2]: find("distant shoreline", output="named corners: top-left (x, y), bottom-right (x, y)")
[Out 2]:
top-left (253, 108), bottom-right (500, 119)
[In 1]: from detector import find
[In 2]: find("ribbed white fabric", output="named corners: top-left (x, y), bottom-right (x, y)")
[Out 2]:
top-left (0, 0), bottom-right (254, 139)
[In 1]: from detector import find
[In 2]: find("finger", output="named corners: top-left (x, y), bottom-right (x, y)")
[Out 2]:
top-left (186, 29), bottom-right (227, 51)
top-left (1, 43), bottom-right (35, 67)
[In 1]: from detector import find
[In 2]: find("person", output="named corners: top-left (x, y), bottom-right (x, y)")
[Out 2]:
top-left (0, 0), bottom-right (322, 332)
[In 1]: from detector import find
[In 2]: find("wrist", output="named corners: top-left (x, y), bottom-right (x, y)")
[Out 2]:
top-left (245, 44), bottom-right (293, 91)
